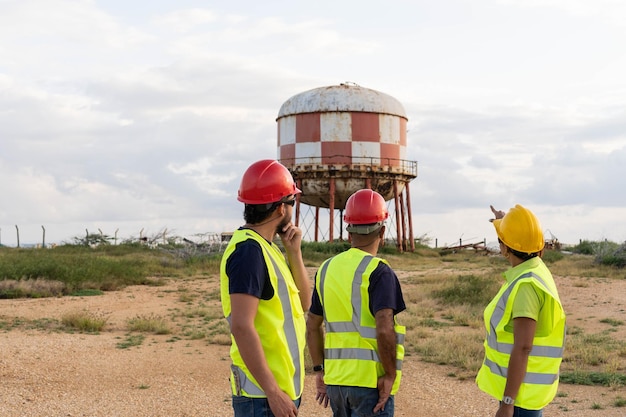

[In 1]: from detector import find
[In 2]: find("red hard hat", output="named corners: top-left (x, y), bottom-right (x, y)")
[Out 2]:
top-left (237, 159), bottom-right (301, 204)
top-left (344, 189), bottom-right (389, 225)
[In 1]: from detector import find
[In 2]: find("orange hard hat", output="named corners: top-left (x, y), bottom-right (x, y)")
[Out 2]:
top-left (237, 159), bottom-right (301, 205)
top-left (344, 189), bottom-right (389, 226)
top-left (493, 204), bottom-right (544, 253)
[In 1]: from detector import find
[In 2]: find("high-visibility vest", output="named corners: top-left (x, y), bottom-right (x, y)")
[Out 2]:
top-left (476, 257), bottom-right (566, 410)
top-left (317, 248), bottom-right (405, 394)
top-left (220, 229), bottom-right (306, 400)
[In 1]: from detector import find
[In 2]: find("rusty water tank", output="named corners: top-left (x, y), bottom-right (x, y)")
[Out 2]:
top-left (276, 83), bottom-right (416, 209)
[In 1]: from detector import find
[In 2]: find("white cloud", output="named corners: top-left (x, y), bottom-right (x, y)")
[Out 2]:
top-left (0, 0), bottom-right (154, 78)
top-left (167, 158), bottom-right (237, 197)
top-left (498, 0), bottom-right (626, 26)
top-left (152, 8), bottom-right (217, 33)
top-left (2, 0), bottom-right (626, 246)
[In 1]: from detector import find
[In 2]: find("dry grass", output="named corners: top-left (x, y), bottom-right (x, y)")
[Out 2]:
top-left (3, 245), bottom-right (626, 389)
top-left (126, 313), bottom-right (171, 334)
top-left (61, 310), bottom-right (109, 333)
top-left (384, 250), bottom-right (626, 386)
top-left (0, 278), bottom-right (66, 298)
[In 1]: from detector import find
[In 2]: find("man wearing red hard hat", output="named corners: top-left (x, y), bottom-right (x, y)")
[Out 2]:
top-left (306, 189), bottom-right (406, 417)
top-left (220, 159), bottom-right (311, 417)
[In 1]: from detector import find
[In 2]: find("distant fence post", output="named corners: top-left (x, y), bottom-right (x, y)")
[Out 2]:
top-left (115, 228), bottom-right (119, 245)
top-left (42, 225), bottom-right (46, 248)
top-left (15, 225), bottom-right (20, 248)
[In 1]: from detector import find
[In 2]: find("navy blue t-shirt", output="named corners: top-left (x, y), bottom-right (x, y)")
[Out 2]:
top-left (310, 260), bottom-right (405, 317)
top-left (225, 235), bottom-right (274, 300)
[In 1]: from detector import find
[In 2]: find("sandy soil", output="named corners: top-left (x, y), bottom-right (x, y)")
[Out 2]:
top-left (1, 271), bottom-right (626, 417)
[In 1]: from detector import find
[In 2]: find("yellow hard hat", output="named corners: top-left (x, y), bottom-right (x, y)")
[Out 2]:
top-left (492, 204), bottom-right (544, 253)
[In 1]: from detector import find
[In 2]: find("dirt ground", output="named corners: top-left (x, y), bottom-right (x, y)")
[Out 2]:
top-left (1, 271), bottom-right (626, 417)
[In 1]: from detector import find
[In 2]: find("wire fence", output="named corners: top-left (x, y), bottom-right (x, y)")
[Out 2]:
top-left (0, 225), bottom-right (232, 254)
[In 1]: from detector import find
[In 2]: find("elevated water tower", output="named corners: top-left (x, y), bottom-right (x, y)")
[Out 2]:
top-left (277, 83), bottom-right (418, 251)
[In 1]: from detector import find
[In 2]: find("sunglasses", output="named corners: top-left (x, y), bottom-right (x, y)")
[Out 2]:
top-left (283, 199), bottom-right (296, 207)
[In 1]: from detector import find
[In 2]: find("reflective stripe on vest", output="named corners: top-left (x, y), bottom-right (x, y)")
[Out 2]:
top-left (267, 253), bottom-right (302, 395)
top-left (487, 271), bottom-right (564, 384)
top-left (223, 231), bottom-right (302, 397)
top-left (482, 358), bottom-right (558, 385)
top-left (320, 255), bottom-right (404, 371)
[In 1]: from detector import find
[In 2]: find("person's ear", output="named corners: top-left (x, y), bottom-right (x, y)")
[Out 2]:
top-left (378, 226), bottom-right (385, 247)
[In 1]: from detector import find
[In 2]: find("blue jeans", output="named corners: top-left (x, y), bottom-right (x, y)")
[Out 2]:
top-left (500, 403), bottom-right (543, 417)
top-left (327, 385), bottom-right (395, 417)
top-left (232, 395), bottom-right (301, 417)
top-left (513, 406), bottom-right (542, 417)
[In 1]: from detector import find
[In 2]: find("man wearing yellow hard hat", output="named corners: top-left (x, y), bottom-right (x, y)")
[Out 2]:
top-left (476, 205), bottom-right (566, 417)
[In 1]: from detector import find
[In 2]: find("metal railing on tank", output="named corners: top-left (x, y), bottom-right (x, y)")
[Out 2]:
top-left (281, 156), bottom-right (417, 178)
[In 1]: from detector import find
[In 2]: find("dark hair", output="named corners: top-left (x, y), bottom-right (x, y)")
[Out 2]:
top-left (243, 204), bottom-right (276, 224)
top-left (243, 195), bottom-right (294, 224)
top-left (499, 238), bottom-right (539, 261)
top-left (510, 248), bottom-right (539, 261)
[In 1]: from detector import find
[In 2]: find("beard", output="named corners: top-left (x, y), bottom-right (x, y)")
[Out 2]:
top-left (275, 212), bottom-right (291, 235)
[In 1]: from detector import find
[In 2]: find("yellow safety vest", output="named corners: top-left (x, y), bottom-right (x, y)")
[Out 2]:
top-left (220, 229), bottom-right (306, 400)
top-left (316, 248), bottom-right (405, 394)
top-left (476, 257), bottom-right (566, 410)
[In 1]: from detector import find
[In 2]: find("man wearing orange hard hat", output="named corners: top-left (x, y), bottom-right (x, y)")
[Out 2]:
top-left (220, 159), bottom-right (311, 417)
top-left (476, 204), bottom-right (566, 417)
top-left (306, 189), bottom-right (406, 417)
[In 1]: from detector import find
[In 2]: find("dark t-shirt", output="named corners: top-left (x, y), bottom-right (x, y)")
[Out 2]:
top-left (225, 236), bottom-right (274, 300)
top-left (310, 260), bottom-right (406, 317)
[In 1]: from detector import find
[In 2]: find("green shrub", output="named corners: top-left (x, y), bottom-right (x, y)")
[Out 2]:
top-left (598, 245), bottom-right (626, 268)
top-left (432, 274), bottom-right (499, 307)
top-left (567, 240), bottom-right (626, 269)
top-left (117, 334), bottom-right (145, 349)
top-left (560, 371), bottom-right (626, 386)
top-left (571, 240), bottom-right (595, 255)
top-left (0, 244), bottom-right (215, 297)
top-left (541, 249), bottom-right (564, 263)
top-left (301, 241), bottom-right (351, 255)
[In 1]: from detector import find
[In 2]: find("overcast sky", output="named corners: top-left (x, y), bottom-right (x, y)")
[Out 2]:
top-left (1, 0), bottom-right (625, 247)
